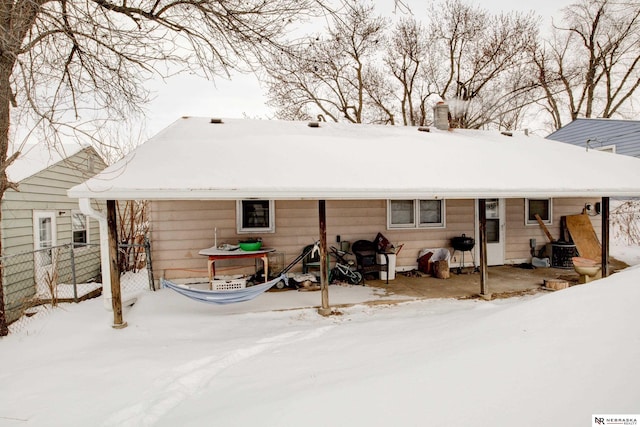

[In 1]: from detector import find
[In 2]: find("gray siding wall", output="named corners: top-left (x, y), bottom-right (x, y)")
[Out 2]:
top-left (2, 147), bottom-right (106, 254)
top-left (2, 147), bottom-right (106, 316)
top-left (547, 119), bottom-right (640, 158)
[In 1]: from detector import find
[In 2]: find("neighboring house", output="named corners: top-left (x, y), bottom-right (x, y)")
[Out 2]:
top-left (69, 115), bottom-right (640, 313)
top-left (2, 144), bottom-right (107, 321)
top-left (546, 118), bottom-right (640, 156)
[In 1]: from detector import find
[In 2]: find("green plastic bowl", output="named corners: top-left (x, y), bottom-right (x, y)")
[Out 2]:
top-left (239, 241), bottom-right (262, 251)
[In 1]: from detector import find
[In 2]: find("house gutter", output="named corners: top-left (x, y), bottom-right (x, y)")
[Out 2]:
top-left (79, 198), bottom-right (113, 310)
top-left (79, 198), bottom-right (136, 312)
top-left (69, 188), bottom-right (640, 201)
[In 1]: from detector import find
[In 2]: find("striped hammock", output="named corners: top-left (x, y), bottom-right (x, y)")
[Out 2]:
top-left (161, 275), bottom-right (287, 305)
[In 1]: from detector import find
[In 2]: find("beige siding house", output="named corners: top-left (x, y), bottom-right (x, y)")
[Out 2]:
top-left (149, 197), bottom-right (602, 281)
top-left (3, 144), bottom-right (107, 321)
top-left (68, 117), bottom-right (640, 297)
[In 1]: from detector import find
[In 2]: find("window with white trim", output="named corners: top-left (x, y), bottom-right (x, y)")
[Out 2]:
top-left (72, 212), bottom-right (89, 248)
top-left (526, 198), bottom-right (552, 225)
top-left (388, 199), bottom-right (445, 229)
top-left (237, 200), bottom-right (275, 233)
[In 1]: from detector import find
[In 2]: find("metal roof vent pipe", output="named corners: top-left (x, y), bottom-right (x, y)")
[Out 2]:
top-left (433, 102), bottom-right (450, 130)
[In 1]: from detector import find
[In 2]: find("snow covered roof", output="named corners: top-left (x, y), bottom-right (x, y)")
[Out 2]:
top-left (68, 117), bottom-right (640, 200)
top-left (8, 143), bottom-right (88, 183)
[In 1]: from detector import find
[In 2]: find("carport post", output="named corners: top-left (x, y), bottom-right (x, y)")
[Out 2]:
top-left (318, 200), bottom-right (331, 316)
top-left (478, 199), bottom-right (490, 298)
top-left (107, 200), bottom-right (127, 329)
top-left (601, 197), bottom-right (610, 278)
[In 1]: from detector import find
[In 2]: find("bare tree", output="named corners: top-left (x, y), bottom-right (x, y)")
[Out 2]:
top-left (117, 200), bottom-right (149, 273)
top-left (265, 0), bottom-right (539, 129)
top-left (360, 66), bottom-right (397, 125)
top-left (611, 200), bottom-right (640, 245)
top-left (0, 0), bottom-right (316, 335)
top-left (265, 1), bottom-right (388, 123)
top-left (426, 0), bottom-right (540, 128)
top-left (385, 17), bottom-right (434, 126)
top-left (535, 0), bottom-right (640, 129)
top-left (532, 34), bottom-right (570, 131)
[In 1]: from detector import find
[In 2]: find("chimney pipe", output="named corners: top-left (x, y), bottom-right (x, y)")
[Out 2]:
top-left (433, 102), bottom-right (449, 130)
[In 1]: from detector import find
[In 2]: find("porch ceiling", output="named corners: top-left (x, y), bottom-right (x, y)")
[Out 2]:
top-left (68, 117), bottom-right (640, 201)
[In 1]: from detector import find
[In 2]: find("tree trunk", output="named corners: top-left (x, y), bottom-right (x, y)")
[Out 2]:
top-left (0, 59), bottom-right (13, 336)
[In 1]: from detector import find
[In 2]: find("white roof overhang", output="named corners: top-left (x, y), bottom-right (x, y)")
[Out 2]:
top-left (68, 117), bottom-right (640, 201)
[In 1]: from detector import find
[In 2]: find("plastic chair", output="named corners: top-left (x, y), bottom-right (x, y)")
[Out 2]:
top-left (302, 244), bottom-right (321, 274)
top-left (351, 240), bottom-right (389, 284)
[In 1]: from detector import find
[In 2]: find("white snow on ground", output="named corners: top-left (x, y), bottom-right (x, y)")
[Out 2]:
top-left (1, 246), bottom-right (639, 426)
top-left (610, 199), bottom-right (640, 266)
top-left (611, 244), bottom-right (640, 266)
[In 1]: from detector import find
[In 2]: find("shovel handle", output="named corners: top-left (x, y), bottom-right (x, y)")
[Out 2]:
top-left (535, 214), bottom-right (554, 242)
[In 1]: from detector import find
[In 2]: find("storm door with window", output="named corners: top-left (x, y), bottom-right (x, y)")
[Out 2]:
top-left (479, 199), bottom-right (505, 265)
top-left (33, 211), bottom-right (57, 294)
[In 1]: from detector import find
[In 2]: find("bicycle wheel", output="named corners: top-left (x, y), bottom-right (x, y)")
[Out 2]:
top-left (350, 271), bottom-right (363, 285)
top-left (274, 277), bottom-right (288, 289)
top-left (329, 267), bottom-right (338, 284)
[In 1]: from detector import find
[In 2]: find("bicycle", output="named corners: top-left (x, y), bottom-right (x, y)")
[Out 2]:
top-left (250, 241), bottom-right (320, 289)
top-left (328, 246), bottom-right (363, 285)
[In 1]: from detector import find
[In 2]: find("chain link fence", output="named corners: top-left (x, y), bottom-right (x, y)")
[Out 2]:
top-left (118, 239), bottom-right (155, 296)
top-left (1, 239), bottom-right (153, 335)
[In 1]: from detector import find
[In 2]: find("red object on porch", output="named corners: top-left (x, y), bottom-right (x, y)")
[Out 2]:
top-left (198, 247), bottom-right (276, 287)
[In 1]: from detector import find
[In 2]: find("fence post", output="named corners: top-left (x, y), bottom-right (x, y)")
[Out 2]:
top-left (144, 237), bottom-right (155, 291)
top-left (0, 260), bottom-right (7, 336)
top-left (69, 244), bottom-right (78, 302)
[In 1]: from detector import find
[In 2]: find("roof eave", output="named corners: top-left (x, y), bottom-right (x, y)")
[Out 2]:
top-left (68, 188), bottom-right (640, 201)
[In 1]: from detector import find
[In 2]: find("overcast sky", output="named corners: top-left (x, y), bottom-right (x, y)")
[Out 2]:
top-left (143, 0), bottom-right (573, 136)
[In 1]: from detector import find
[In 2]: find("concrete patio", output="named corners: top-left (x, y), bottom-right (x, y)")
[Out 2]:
top-left (360, 258), bottom-right (629, 301)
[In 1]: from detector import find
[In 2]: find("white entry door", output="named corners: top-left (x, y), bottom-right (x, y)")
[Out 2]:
top-left (33, 211), bottom-right (57, 294)
top-left (479, 199), bottom-right (505, 266)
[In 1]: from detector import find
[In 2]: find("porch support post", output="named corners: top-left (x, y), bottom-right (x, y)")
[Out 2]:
top-left (601, 197), bottom-right (610, 278)
top-left (107, 200), bottom-right (127, 329)
top-left (318, 200), bottom-right (331, 316)
top-left (478, 199), bottom-right (490, 299)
